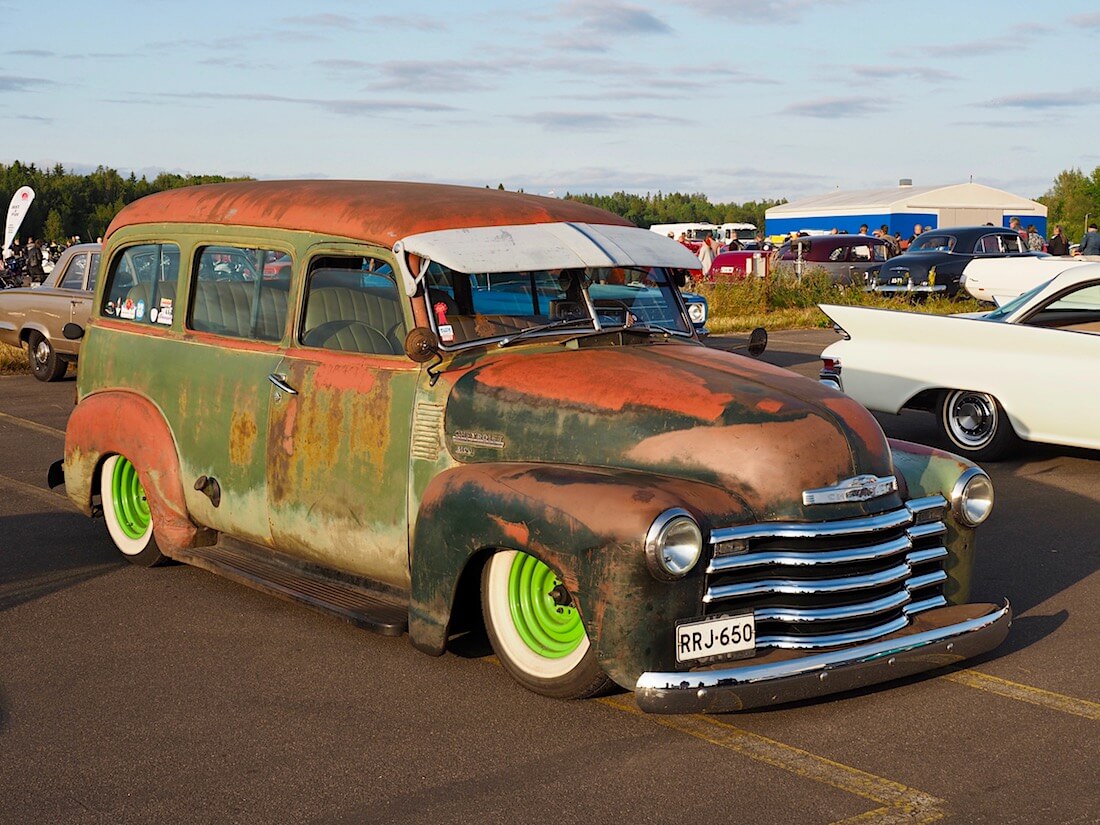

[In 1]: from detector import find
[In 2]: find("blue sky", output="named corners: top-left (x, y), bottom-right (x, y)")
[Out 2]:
top-left (4, 0), bottom-right (1099, 204)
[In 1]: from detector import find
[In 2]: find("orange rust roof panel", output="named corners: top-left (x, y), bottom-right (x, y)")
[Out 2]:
top-left (105, 180), bottom-right (632, 246)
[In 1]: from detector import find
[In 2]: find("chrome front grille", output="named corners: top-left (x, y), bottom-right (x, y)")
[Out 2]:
top-left (705, 496), bottom-right (949, 650)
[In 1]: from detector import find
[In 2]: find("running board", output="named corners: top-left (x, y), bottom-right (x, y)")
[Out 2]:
top-left (173, 539), bottom-right (409, 636)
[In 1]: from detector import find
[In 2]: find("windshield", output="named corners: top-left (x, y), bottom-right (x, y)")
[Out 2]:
top-left (910, 234), bottom-right (955, 252)
top-left (982, 278), bottom-right (1054, 321)
top-left (422, 264), bottom-right (694, 347)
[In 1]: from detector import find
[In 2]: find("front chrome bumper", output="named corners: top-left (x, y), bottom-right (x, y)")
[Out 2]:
top-left (867, 283), bottom-right (947, 294)
top-left (634, 601), bottom-right (1010, 714)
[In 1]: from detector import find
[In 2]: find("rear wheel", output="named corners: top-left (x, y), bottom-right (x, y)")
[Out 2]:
top-left (482, 550), bottom-right (612, 699)
top-left (28, 331), bottom-right (67, 381)
top-left (938, 389), bottom-right (1020, 461)
top-left (100, 454), bottom-right (167, 566)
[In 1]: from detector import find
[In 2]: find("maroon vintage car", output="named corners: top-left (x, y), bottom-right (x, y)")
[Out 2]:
top-left (774, 234), bottom-right (894, 284)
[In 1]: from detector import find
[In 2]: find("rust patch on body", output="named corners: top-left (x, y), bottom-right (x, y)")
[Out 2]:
top-left (229, 410), bottom-right (258, 465)
top-left (488, 514), bottom-right (531, 546)
top-left (470, 349), bottom-right (734, 420)
top-left (105, 180), bottom-right (631, 248)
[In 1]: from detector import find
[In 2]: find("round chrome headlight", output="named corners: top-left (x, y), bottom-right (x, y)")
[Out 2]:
top-left (687, 302), bottom-right (707, 324)
top-left (645, 509), bottom-right (703, 580)
top-left (951, 468), bottom-right (995, 527)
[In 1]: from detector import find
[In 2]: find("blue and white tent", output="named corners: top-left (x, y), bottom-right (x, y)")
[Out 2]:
top-left (765, 182), bottom-right (1046, 239)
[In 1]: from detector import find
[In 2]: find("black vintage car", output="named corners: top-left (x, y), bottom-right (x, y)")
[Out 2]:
top-left (865, 226), bottom-right (1045, 297)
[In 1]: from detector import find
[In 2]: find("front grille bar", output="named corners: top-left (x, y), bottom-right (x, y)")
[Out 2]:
top-left (757, 615), bottom-right (912, 650)
top-left (705, 561), bottom-right (912, 602)
top-left (709, 534), bottom-right (912, 574)
top-left (754, 590), bottom-right (912, 624)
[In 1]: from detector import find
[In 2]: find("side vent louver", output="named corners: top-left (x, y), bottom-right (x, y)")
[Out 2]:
top-left (411, 402), bottom-right (445, 461)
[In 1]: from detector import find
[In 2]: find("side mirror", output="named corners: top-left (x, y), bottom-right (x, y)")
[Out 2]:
top-left (403, 327), bottom-right (440, 363)
top-left (747, 327), bottom-right (768, 357)
top-left (62, 322), bottom-right (84, 340)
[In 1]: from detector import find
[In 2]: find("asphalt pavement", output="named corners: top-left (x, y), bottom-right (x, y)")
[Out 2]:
top-left (1, 333), bottom-right (1097, 824)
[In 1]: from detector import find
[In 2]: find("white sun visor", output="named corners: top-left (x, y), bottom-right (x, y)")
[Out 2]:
top-left (393, 221), bottom-right (702, 296)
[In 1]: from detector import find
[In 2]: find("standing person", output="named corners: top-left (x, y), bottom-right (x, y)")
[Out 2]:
top-left (1047, 224), bottom-right (1070, 256)
top-left (906, 224), bottom-right (924, 248)
top-left (858, 224), bottom-right (869, 236)
top-left (697, 233), bottom-right (717, 277)
top-left (1078, 223), bottom-right (1100, 257)
top-left (1026, 225), bottom-right (1045, 252)
top-left (24, 237), bottom-right (44, 283)
top-left (1008, 217), bottom-right (1027, 242)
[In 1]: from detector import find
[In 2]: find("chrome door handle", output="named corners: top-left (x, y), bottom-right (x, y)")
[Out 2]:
top-left (267, 373), bottom-right (298, 395)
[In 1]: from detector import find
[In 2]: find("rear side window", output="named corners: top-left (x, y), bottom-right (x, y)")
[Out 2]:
top-left (300, 256), bottom-right (405, 355)
top-left (188, 245), bottom-right (289, 342)
top-left (101, 243), bottom-right (181, 326)
top-left (59, 252), bottom-right (89, 290)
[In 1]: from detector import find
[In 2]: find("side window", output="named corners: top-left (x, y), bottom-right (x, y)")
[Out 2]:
top-left (300, 256), bottom-right (405, 355)
top-left (88, 253), bottom-right (101, 292)
top-left (850, 245), bottom-right (872, 262)
top-left (828, 247), bottom-right (846, 262)
top-left (101, 243), bottom-right (181, 326)
top-left (188, 245), bottom-right (288, 341)
top-left (59, 253), bottom-right (87, 290)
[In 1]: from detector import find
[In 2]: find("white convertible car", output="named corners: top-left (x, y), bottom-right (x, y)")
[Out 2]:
top-left (960, 256), bottom-right (1091, 304)
top-left (819, 264), bottom-right (1100, 460)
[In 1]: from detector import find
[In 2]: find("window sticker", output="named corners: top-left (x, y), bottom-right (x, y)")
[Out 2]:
top-left (136, 300), bottom-right (146, 321)
top-left (119, 298), bottom-right (136, 320)
top-left (439, 324), bottom-right (455, 343)
top-left (158, 298), bottom-right (173, 325)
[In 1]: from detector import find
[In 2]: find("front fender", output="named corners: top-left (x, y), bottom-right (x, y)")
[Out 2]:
top-left (65, 390), bottom-right (216, 553)
top-left (408, 462), bottom-right (752, 688)
top-left (890, 437), bottom-right (982, 603)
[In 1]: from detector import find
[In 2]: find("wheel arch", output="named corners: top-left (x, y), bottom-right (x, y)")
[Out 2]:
top-left (407, 462), bottom-right (750, 686)
top-left (64, 390), bottom-right (216, 554)
top-left (19, 322), bottom-right (51, 346)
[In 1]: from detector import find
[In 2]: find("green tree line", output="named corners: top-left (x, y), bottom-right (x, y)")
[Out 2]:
top-left (0, 161), bottom-right (251, 245)
top-left (1036, 167), bottom-right (1100, 238)
top-left (564, 190), bottom-right (785, 230)
top-left (4, 159), bottom-right (1099, 245)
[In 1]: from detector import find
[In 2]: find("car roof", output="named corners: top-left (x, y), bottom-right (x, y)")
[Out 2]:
top-left (104, 180), bottom-right (631, 247)
top-left (917, 226), bottom-right (1019, 239)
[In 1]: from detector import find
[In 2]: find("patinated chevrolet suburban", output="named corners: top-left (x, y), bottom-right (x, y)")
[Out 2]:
top-left (56, 181), bottom-right (1009, 713)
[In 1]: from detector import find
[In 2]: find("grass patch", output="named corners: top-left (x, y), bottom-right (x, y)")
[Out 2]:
top-left (0, 341), bottom-right (30, 375)
top-left (697, 269), bottom-right (986, 332)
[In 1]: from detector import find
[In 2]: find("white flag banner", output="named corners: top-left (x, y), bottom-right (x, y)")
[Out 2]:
top-left (4, 185), bottom-right (35, 251)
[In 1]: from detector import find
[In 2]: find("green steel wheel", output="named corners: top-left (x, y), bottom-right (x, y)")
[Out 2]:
top-left (100, 454), bottom-right (167, 566)
top-left (482, 550), bottom-right (612, 700)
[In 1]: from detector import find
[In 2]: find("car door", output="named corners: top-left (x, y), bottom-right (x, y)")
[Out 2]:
top-left (58, 248), bottom-right (100, 330)
top-left (1004, 280), bottom-right (1100, 449)
top-left (264, 250), bottom-right (419, 589)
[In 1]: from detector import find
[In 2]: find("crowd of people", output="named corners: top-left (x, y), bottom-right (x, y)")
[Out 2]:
top-left (0, 235), bottom-right (87, 287)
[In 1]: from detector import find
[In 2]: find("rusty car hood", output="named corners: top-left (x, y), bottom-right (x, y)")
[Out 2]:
top-left (444, 342), bottom-right (899, 521)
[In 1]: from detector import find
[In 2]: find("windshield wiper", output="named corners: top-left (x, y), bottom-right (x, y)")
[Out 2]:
top-left (562, 322), bottom-right (690, 344)
top-left (497, 316), bottom-right (595, 348)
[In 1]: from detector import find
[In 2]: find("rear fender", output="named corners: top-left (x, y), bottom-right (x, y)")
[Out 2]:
top-left (65, 390), bottom-right (215, 553)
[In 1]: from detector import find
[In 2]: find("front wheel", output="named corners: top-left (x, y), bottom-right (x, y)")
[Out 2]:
top-left (482, 550), bottom-right (612, 700)
top-left (938, 389), bottom-right (1019, 461)
top-left (100, 454), bottom-right (168, 566)
top-left (28, 331), bottom-right (67, 381)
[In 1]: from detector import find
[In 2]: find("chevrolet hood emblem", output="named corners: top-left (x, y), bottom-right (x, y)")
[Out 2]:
top-left (803, 474), bottom-right (897, 506)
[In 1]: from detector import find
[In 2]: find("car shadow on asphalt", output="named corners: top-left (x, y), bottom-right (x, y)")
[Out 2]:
top-left (0, 511), bottom-right (123, 612)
